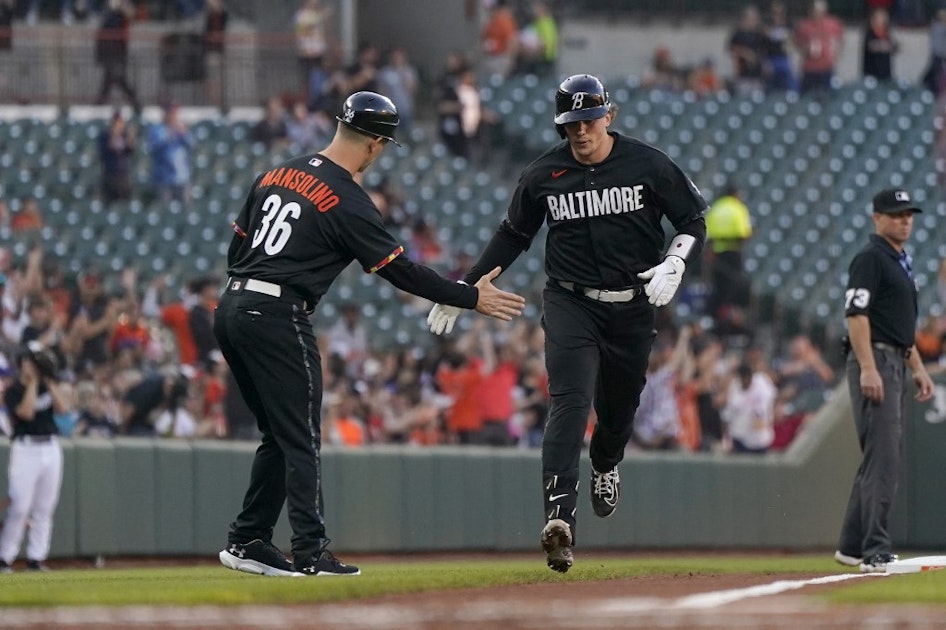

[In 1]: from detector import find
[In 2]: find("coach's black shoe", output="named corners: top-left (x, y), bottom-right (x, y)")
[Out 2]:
top-left (0, 559), bottom-right (12, 574)
top-left (219, 539), bottom-right (302, 577)
top-left (296, 549), bottom-right (361, 576)
top-left (541, 518), bottom-right (574, 573)
top-left (860, 553), bottom-right (899, 574)
top-left (591, 466), bottom-right (620, 518)
top-left (25, 559), bottom-right (50, 572)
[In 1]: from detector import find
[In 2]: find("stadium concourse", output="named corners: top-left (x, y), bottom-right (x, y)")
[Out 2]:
top-left (0, 75), bottom-right (942, 350)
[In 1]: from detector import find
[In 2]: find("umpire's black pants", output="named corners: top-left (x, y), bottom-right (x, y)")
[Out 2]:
top-left (214, 290), bottom-right (327, 564)
top-left (541, 283), bottom-right (655, 530)
top-left (837, 345), bottom-right (906, 560)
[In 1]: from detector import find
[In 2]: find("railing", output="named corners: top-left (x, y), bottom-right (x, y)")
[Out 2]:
top-left (0, 25), bottom-right (304, 110)
top-left (558, 0), bottom-right (894, 22)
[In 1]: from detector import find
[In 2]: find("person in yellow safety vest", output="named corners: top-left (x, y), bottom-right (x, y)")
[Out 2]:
top-left (705, 183), bottom-right (753, 327)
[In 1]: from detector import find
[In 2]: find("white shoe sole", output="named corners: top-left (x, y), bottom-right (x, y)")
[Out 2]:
top-left (834, 551), bottom-right (861, 567)
top-left (218, 550), bottom-right (303, 577)
top-left (860, 561), bottom-right (895, 574)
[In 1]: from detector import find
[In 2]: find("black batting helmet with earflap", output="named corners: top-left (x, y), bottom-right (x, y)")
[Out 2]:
top-left (553, 74), bottom-right (612, 138)
top-left (336, 91), bottom-right (402, 146)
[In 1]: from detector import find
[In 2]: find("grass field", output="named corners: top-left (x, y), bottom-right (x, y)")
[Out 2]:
top-left (1, 554), bottom-right (944, 608)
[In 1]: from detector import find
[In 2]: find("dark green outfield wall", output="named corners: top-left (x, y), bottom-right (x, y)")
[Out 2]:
top-left (2, 379), bottom-right (944, 558)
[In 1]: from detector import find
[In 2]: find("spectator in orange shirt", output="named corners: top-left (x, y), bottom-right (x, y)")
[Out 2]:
top-left (473, 323), bottom-right (520, 446)
top-left (109, 299), bottom-right (150, 368)
top-left (687, 57), bottom-right (723, 98)
top-left (324, 392), bottom-right (366, 446)
top-left (794, 0), bottom-right (844, 95)
top-left (145, 275), bottom-right (199, 366)
top-left (481, 0), bottom-right (518, 78)
top-left (10, 197), bottom-right (44, 233)
top-left (436, 346), bottom-right (484, 444)
top-left (915, 316), bottom-right (945, 366)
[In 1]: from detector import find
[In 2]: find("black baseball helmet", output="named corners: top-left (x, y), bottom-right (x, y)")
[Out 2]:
top-left (336, 91), bottom-right (402, 146)
top-left (553, 74), bottom-right (611, 137)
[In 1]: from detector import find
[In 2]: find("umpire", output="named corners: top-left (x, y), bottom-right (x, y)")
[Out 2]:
top-left (215, 91), bottom-right (524, 577)
top-left (427, 74), bottom-right (707, 572)
top-left (835, 188), bottom-right (933, 574)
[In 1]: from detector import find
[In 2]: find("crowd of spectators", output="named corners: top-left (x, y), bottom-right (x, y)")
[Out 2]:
top-left (2, 0), bottom-right (946, 456)
top-left (0, 228), bottom-right (868, 456)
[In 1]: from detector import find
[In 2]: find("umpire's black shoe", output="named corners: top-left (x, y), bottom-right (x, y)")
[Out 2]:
top-left (591, 466), bottom-right (620, 518)
top-left (218, 539), bottom-right (302, 577)
top-left (540, 518), bottom-right (574, 573)
top-left (295, 549), bottom-right (361, 576)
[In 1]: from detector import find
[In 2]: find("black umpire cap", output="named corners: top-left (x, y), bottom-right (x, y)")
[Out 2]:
top-left (336, 91), bottom-right (402, 146)
top-left (872, 188), bottom-right (923, 214)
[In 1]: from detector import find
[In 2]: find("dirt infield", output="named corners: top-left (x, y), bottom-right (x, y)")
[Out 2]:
top-left (3, 555), bottom-right (945, 629)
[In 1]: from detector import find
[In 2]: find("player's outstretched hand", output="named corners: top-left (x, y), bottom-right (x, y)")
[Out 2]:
top-left (473, 267), bottom-right (526, 321)
top-left (427, 303), bottom-right (461, 335)
top-left (637, 255), bottom-right (685, 307)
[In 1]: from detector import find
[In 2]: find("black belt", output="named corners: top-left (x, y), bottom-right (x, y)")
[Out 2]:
top-left (226, 277), bottom-right (312, 312)
top-left (556, 280), bottom-right (640, 303)
top-left (13, 434), bottom-right (54, 443)
top-left (872, 342), bottom-right (911, 359)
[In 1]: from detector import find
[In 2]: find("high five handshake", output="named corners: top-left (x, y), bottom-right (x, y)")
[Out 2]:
top-left (427, 266), bottom-right (524, 335)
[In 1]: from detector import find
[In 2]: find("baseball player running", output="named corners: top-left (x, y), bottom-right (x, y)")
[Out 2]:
top-left (428, 74), bottom-right (707, 572)
top-left (215, 91), bottom-right (524, 577)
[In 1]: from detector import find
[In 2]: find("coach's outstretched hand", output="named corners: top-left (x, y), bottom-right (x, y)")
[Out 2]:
top-left (473, 267), bottom-right (525, 320)
top-left (427, 267), bottom-right (525, 335)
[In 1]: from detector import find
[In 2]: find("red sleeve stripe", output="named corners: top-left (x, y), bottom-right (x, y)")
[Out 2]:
top-left (369, 246), bottom-right (404, 273)
top-left (232, 222), bottom-right (247, 238)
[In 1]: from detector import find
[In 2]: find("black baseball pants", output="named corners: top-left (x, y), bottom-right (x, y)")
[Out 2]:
top-left (540, 283), bottom-right (655, 532)
top-left (214, 289), bottom-right (327, 564)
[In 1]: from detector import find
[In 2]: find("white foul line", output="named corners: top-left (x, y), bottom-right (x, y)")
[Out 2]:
top-left (673, 573), bottom-right (879, 609)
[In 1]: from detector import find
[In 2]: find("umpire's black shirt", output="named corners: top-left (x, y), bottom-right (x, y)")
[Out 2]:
top-left (227, 154), bottom-right (477, 309)
top-left (845, 234), bottom-right (918, 349)
top-left (466, 132), bottom-right (707, 288)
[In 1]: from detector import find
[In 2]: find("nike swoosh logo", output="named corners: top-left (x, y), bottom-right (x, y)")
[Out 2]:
top-left (549, 493), bottom-right (569, 501)
top-left (551, 169), bottom-right (568, 178)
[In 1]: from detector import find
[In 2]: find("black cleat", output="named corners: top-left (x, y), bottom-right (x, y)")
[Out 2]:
top-left (218, 539), bottom-right (302, 577)
top-left (296, 549), bottom-right (361, 576)
top-left (591, 466), bottom-right (620, 518)
top-left (541, 518), bottom-right (574, 573)
top-left (860, 553), bottom-right (899, 574)
top-left (25, 559), bottom-right (50, 572)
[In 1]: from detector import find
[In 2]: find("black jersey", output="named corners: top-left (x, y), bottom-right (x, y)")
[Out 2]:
top-left (481, 132), bottom-right (706, 289)
top-left (226, 153), bottom-right (477, 309)
top-left (845, 234), bottom-right (918, 349)
top-left (4, 381), bottom-right (59, 438)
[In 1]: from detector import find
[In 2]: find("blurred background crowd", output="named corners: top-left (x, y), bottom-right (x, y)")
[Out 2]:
top-left (1, 0), bottom-right (946, 454)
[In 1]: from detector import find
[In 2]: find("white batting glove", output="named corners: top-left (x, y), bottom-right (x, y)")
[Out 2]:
top-left (427, 303), bottom-right (462, 335)
top-left (637, 255), bottom-right (685, 307)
